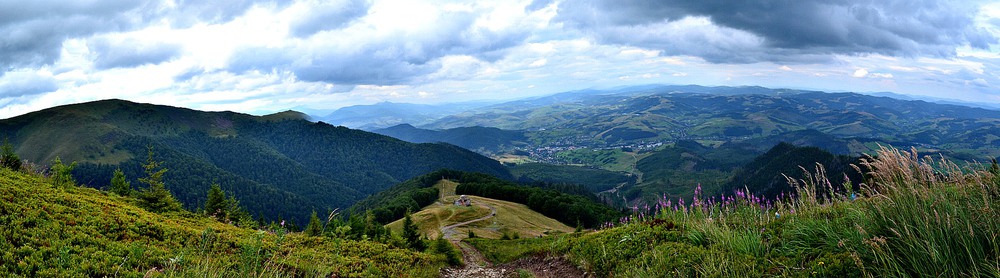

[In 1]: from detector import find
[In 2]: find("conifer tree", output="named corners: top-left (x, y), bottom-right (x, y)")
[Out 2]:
top-left (205, 183), bottom-right (227, 220)
top-left (137, 146), bottom-right (181, 213)
top-left (0, 138), bottom-right (21, 171)
top-left (305, 210), bottom-right (323, 236)
top-left (402, 209), bottom-right (424, 250)
top-left (50, 157), bottom-right (76, 188)
top-left (110, 168), bottom-right (131, 196)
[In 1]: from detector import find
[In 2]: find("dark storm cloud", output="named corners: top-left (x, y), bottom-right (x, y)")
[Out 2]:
top-left (229, 8), bottom-right (528, 85)
top-left (89, 38), bottom-right (182, 69)
top-left (289, 0), bottom-right (371, 37)
top-left (0, 0), bottom-right (284, 71)
top-left (0, 0), bottom-right (157, 70)
top-left (0, 72), bottom-right (58, 98)
top-left (556, 0), bottom-right (997, 63)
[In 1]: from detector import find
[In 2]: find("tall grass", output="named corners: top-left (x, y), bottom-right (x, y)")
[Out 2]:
top-left (856, 146), bottom-right (1000, 277)
top-left (529, 145), bottom-right (1000, 277)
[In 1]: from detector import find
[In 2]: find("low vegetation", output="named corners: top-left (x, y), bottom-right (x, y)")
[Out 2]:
top-left (469, 146), bottom-right (1000, 277)
top-left (0, 162), bottom-right (452, 277)
top-left (355, 169), bottom-right (620, 229)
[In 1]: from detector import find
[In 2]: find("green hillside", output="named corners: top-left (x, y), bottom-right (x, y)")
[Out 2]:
top-left (0, 99), bottom-right (511, 225)
top-left (373, 124), bottom-right (528, 153)
top-left (508, 162), bottom-right (635, 193)
top-left (467, 146), bottom-right (1000, 277)
top-left (351, 169), bottom-right (620, 229)
top-left (722, 142), bottom-right (862, 199)
top-left (0, 167), bottom-right (447, 277)
top-left (385, 180), bottom-right (575, 240)
top-left (426, 85), bottom-right (1000, 159)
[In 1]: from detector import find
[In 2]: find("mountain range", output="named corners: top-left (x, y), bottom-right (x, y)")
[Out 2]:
top-left (0, 99), bottom-right (510, 225)
top-left (370, 85), bottom-right (999, 161)
top-left (317, 101), bottom-right (495, 130)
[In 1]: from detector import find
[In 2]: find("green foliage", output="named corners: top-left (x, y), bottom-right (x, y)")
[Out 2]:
top-left (136, 147), bottom-right (182, 213)
top-left (305, 210), bottom-right (323, 236)
top-left (49, 157), bottom-right (76, 188)
top-left (402, 209), bottom-right (425, 251)
top-left (0, 99), bottom-right (512, 227)
top-left (374, 124), bottom-right (528, 153)
top-left (0, 166), bottom-right (448, 277)
top-left (204, 183), bottom-right (227, 219)
top-left (453, 172), bottom-right (620, 228)
top-left (109, 168), bottom-right (131, 196)
top-left (467, 236), bottom-right (573, 264)
top-left (723, 142), bottom-right (861, 199)
top-left (351, 170), bottom-right (445, 224)
top-left (356, 169), bottom-right (617, 228)
top-left (468, 146), bottom-right (1000, 277)
top-left (431, 236), bottom-right (462, 266)
top-left (0, 138), bottom-right (21, 171)
top-left (509, 162), bottom-right (634, 192)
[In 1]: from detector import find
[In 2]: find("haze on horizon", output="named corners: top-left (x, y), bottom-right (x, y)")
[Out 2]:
top-left (1, 0), bottom-right (998, 119)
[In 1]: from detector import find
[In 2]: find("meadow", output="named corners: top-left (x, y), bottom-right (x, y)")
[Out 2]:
top-left (470, 146), bottom-right (1000, 277)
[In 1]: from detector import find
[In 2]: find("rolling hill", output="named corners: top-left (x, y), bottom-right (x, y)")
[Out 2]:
top-left (373, 124), bottom-right (528, 153)
top-left (0, 99), bottom-right (511, 225)
top-left (318, 101), bottom-right (494, 130)
top-left (351, 169), bottom-right (620, 229)
top-left (0, 166), bottom-right (446, 277)
top-left (385, 180), bottom-right (575, 240)
top-left (424, 85), bottom-right (1000, 159)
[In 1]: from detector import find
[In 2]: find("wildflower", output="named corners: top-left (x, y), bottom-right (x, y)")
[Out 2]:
top-left (818, 261), bottom-right (824, 266)
top-left (850, 193), bottom-right (857, 201)
top-left (775, 212), bottom-right (780, 219)
top-left (280, 220), bottom-right (285, 227)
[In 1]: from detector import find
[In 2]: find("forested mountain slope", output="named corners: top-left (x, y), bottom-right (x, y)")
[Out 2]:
top-left (0, 99), bottom-right (510, 224)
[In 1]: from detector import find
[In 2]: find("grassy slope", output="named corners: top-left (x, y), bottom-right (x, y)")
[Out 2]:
top-left (386, 180), bottom-right (573, 240)
top-left (469, 146), bottom-right (1000, 277)
top-left (0, 167), bottom-right (446, 277)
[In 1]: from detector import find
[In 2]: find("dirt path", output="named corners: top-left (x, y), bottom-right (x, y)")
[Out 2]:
top-left (438, 202), bottom-right (588, 278)
top-left (440, 203), bottom-right (496, 240)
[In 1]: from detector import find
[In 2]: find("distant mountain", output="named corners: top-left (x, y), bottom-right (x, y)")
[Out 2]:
top-left (425, 85), bottom-right (1000, 159)
top-left (0, 99), bottom-right (510, 225)
top-left (318, 101), bottom-right (495, 130)
top-left (373, 124), bottom-right (527, 153)
top-left (866, 91), bottom-right (1000, 111)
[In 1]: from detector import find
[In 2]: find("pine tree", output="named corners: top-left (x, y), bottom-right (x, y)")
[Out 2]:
top-left (0, 138), bottom-right (21, 171)
top-left (205, 183), bottom-right (227, 220)
top-left (402, 209), bottom-right (424, 250)
top-left (432, 235), bottom-right (462, 266)
top-left (50, 157), bottom-right (76, 188)
top-left (137, 146), bottom-right (181, 213)
top-left (305, 210), bottom-right (323, 236)
top-left (110, 168), bottom-right (131, 196)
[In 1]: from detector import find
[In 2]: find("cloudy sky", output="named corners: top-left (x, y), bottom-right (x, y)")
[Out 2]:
top-left (1, 0), bottom-right (999, 118)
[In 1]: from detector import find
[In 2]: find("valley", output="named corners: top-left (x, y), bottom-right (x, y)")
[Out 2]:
top-left (3, 85), bottom-right (1000, 277)
top-left (3, 0), bottom-right (999, 276)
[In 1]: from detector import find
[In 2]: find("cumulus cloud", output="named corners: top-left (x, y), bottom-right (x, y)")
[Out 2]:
top-left (288, 0), bottom-right (371, 37)
top-left (88, 37), bottom-right (182, 69)
top-left (0, 0), bottom-right (286, 71)
top-left (228, 2), bottom-right (529, 85)
top-left (853, 68), bottom-right (870, 78)
top-left (0, 0), bottom-right (156, 70)
top-left (166, 0), bottom-right (292, 27)
top-left (556, 0), bottom-right (998, 63)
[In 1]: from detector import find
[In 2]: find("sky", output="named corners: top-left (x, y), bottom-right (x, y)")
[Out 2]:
top-left (1, 0), bottom-right (999, 118)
